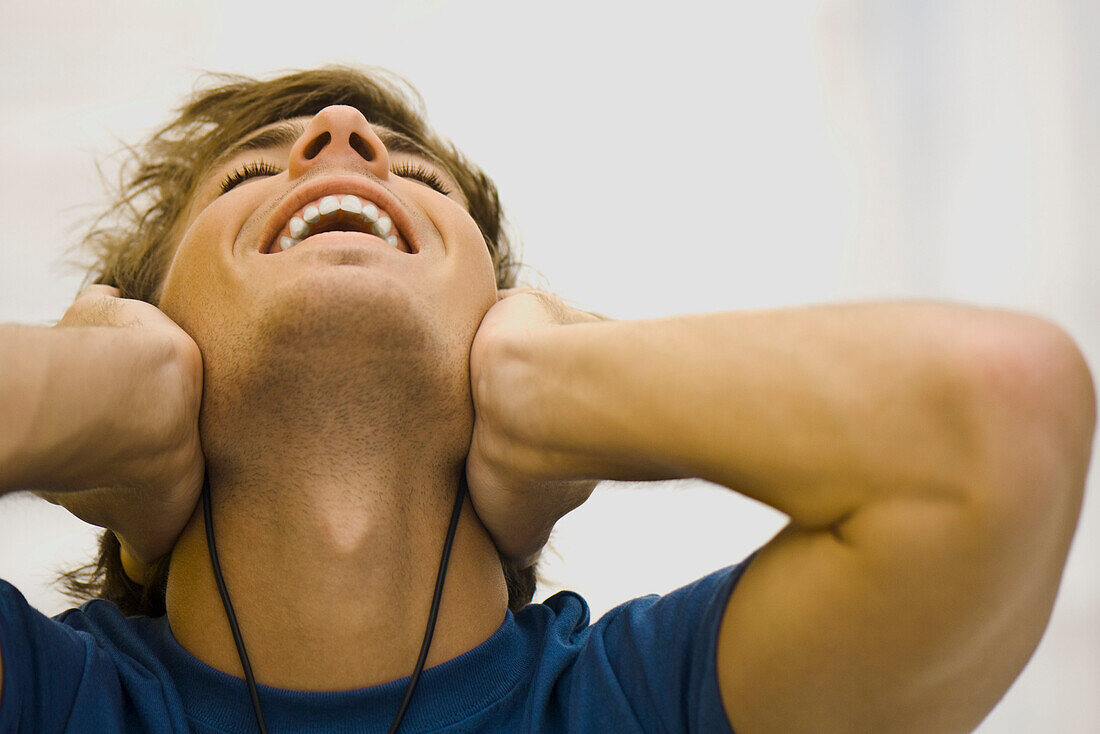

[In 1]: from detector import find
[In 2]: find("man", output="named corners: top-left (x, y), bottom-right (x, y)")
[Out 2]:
top-left (0, 64), bottom-right (1095, 733)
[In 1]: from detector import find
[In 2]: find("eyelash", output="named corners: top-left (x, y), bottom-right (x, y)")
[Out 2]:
top-left (391, 162), bottom-right (453, 196)
top-left (217, 161), bottom-right (453, 196)
top-left (218, 162), bottom-right (281, 194)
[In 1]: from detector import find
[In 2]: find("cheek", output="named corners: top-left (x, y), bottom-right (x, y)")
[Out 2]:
top-left (440, 207), bottom-right (499, 317)
top-left (158, 212), bottom-right (242, 338)
top-left (435, 198), bottom-right (497, 279)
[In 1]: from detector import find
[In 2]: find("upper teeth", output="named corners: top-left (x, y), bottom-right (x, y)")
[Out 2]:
top-left (277, 194), bottom-right (403, 252)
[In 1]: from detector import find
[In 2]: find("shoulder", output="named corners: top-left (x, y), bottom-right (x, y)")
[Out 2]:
top-left (529, 555), bottom-right (757, 637)
top-left (0, 578), bottom-right (181, 733)
top-left (515, 555), bottom-right (758, 734)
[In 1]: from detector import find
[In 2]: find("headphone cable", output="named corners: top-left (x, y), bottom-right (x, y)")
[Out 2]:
top-left (202, 470), bottom-right (468, 734)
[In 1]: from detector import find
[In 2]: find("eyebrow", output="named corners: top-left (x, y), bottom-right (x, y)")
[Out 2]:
top-left (209, 118), bottom-right (449, 175)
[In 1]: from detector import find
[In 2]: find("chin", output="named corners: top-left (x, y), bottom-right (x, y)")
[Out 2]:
top-left (253, 271), bottom-right (428, 348)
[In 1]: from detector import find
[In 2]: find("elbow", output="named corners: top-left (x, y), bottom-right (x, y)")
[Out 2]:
top-left (953, 314), bottom-right (1095, 539)
top-left (976, 315), bottom-right (1096, 465)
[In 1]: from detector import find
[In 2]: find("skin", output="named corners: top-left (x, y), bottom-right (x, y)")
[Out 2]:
top-left (156, 105), bottom-right (509, 690)
top-left (12, 100), bottom-right (1087, 733)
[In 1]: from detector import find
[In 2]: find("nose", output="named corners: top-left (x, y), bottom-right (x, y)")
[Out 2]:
top-left (286, 105), bottom-right (390, 180)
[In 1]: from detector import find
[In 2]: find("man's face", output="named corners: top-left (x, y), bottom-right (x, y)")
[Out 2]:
top-left (156, 105), bottom-right (498, 467)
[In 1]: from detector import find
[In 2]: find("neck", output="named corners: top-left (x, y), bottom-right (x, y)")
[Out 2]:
top-left (164, 460), bottom-right (508, 691)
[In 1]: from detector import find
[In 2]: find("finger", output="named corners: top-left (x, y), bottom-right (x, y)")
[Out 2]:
top-left (117, 534), bottom-right (154, 585)
top-left (81, 284), bottom-right (121, 299)
top-left (498, 287), bottom-right (544, 300)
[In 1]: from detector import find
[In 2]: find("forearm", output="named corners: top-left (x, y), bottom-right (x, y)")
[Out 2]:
top-left (0, 323), bottom-right (176, 496)
top-left (499, 300), bottom-right (1082, 530)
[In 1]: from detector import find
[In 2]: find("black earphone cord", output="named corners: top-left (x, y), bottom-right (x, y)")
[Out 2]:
top-left (202, 472), bottom-right (468, 734)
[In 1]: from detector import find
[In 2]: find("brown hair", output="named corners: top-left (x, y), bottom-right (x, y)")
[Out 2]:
top-left (57, 64), bottom-right (539, 616)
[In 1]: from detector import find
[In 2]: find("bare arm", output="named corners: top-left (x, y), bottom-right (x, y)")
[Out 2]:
top-left (0, 323), bottom-right (181, 496)
top-left (2, 284), bottom-right (205, 569)
top-left (0, 297), bottom-right (207, 698)
top-left (0, 322), bottom-right (171, 701)
top-left (479, 299), bottom-right (1095, 733)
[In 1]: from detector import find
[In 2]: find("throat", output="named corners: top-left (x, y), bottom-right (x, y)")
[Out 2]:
top-left (164, 472), bottom-right (510, 690)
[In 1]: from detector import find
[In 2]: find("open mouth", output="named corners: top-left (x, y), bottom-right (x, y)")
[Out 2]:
top-left (267, 194), bottom-right (414, 254)
top-left (285, 229), bottom-right (402, 251)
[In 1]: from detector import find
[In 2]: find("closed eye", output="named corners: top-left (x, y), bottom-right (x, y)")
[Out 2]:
top-left (391, 162), bottom-right (453, 196)
top-left (217, 160), bottom-right (454, 198)
top-left (218, 161), bottom-right (281, 195)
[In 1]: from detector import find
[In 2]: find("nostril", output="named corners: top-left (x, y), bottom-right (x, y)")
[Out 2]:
top-left (349, 132), bottom-right (374, 162)
top-left (303, 131), bottom-right (331, 161)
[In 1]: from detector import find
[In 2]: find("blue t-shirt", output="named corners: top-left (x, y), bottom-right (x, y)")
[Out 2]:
top-left (0, 552), bottom-right (756, 733)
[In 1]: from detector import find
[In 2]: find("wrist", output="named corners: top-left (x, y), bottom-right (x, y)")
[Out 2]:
top-left (12, 326), bottom-right (180, 493)
top-left (487, 323), bottom-right (683, 484)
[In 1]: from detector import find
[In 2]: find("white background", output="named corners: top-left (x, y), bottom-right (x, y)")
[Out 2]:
top-left (1, 1), bottom-right (1096, 731)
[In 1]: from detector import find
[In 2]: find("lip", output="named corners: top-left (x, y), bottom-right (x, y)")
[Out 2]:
top-left (256, 174), bottom-right (420, 255)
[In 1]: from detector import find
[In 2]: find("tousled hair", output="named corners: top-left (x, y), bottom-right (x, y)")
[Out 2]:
top-left (56, 64), bottom-right (539, 617)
